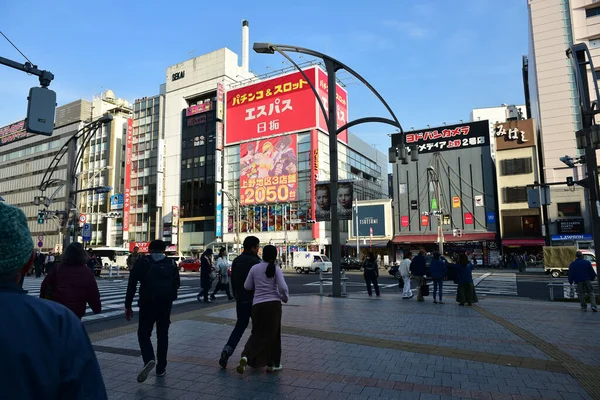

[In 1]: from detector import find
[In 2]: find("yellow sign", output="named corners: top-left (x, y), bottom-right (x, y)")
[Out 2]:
top-left (452, 196), bottom-right (461, 208)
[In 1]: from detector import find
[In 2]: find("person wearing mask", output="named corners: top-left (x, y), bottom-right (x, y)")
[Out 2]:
top-left (399, 252), bottom-right (413, 299)
top-left (125, 240), bottom-right (180, 382)
top-left (456, 253), bottom-right (478, 306)
top-left (219, 236), bottom-right (261, 369)
top-left (410, 249), bottom-right (427, 302)
top-left (569, 251), bottom-right (598, 312)
top-left (40, 242), bottom-right (101, 320)
top-left (429, 252), bottom-right (447, 305)
top-left (211, 247), bottom-right (233, 301)
top-left (236, 245), bottom-right (289, 374)
top-left (198, 248), bottom-right (215, 304)
top-left (127, 246), bottom-right (141, 270)
top-left (0, 202), bottom-right (107, 399)
top-left (362, 252), bottom-right (380, 297)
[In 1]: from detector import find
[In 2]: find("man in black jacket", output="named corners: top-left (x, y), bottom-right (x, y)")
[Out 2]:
top-left (124, 240), bottom-right (180, 383)
top-left (410, 249), bottom-right (427, 302)
top-left (219, 235), bottom-right (261, 368)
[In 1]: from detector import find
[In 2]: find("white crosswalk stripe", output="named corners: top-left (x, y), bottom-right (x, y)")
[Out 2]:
top-left (21, 278), bottom-right (222, 322)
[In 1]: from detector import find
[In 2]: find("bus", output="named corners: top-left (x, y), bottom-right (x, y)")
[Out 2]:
top-left (91, 247), bottom-right (130, 270)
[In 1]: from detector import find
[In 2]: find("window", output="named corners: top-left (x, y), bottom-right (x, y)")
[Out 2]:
top-left (557, 202), bottom-right (581, 217)
top-left (500, 158), bottom-right (533, 176)
top-left (586, 5), bottom-right (600, 17)
top-left (502, 187), bottom-right (528, 203)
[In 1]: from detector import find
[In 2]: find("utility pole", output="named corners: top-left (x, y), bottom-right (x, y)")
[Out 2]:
top-left (428, 164), bottom-right (444, 254)
top-left (355, 196), bottom-right (360, 258)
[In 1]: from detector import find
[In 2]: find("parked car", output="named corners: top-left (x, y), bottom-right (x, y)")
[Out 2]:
top-left (178, 258), bottom-right (200, 272)
top-left (341, 257), bottom-right (363, 271)
top-left (167, 255), bottom-right (186, 267)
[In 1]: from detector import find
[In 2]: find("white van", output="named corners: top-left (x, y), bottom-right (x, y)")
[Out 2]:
top-left (92, 247), bottom-right (130, 270)
top-left (292, 251), bottom-right (332, 274)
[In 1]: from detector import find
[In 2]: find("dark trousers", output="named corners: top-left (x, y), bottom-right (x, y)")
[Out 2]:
top-left (224, 300), bottom-right (252, 355)
top-left (365, 274), bottom-right (380, 296)
top-left (35, 265), bottom-right (42, 278)
top-left (199, 277), bottom-right (211, 302)
top-left (242, 301), bottom-right (282, 368)
top-left (432, 277), bottom-right (443, 301)
top-left (212, 282), bottom-right (232, 299)
top-left (138, 300), bottom-right (172, 371)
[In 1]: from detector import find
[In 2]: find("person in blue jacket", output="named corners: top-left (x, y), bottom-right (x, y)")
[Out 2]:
top-left (0, 202), bottom-right (107, 400)
top-left (410, 250), bottom-right (427, 302)
top-left (429, 252), bottom-right (447, 304)
top-left (569, 251), bottom-right (597, 312)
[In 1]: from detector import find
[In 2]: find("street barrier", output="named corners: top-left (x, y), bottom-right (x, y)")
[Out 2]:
top-left (319, 269), bottom-right (348, 296)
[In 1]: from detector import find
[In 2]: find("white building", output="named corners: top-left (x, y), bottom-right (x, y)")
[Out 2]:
top-left (471, 104), bottom-right (527, 158)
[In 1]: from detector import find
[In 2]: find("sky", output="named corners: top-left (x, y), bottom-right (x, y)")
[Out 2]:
top-left (0, 0), bottom-right (528, 156)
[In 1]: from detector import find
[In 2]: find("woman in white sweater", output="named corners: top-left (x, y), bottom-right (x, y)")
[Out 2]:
top-left (211, 247), bottom-right (233, 300)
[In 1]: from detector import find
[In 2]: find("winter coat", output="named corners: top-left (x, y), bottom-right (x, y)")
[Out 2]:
top-left (40, 263), bottom-right (101, 320)
top-left (216, 257), bottom-right (229, 284)
top-left (399, 258), bottom-right (412, 277)
top-left (429, 259), bottom-right (447, 279)
top-left (410, 254), bottom-right (427, 277)
top-left (230, 251), bottom-right (261, 303)
top-left (456, 263), bottom-right (474, 285)
top-left (569, 258), bottom-right (597, 284)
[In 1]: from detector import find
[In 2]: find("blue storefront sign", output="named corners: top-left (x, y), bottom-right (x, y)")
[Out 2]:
top-left (486, 212), bottom-right (496, 224)
top-left (215, 191), bottom-right (223, 237)
top-left (110, 194), bottom-right (124, 210)
top-left (356, 205), bottom-right (386, 237)
top-left (551, 234), bottom-right (593, 241)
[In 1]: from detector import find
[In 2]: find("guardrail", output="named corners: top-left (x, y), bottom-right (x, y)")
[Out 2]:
top-left (108, 265), bottom-right (120, 278)
top-left (548, 277), bottom-right (576, 301)
top-left (318, 269), bottom-right (348, 296)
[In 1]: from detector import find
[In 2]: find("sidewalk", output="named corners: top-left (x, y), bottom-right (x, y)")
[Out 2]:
top-left (91, 292), bottom-right (600, 400)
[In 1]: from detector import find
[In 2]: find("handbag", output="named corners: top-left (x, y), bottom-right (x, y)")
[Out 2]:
top-left (421, 281), bottom-right (430, 297)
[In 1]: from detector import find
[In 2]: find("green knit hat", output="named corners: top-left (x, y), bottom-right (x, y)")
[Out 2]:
top-left (0, 203), bottom-right (34, 274)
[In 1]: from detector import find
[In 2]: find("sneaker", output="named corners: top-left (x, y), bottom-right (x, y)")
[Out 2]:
top-left (459, 303), bottom-right (465, 306)
top-left (204, 299), bottom-right (212, 304)
top-left (592, 306), bottom-right (598, 313)
top-left (417, 298), bottom-right (424, 302)
top-left (433, 301), bottom-right (438, 304)
top-left (236, 356), bottom-right (248, 374)
top-left (439, 301), bottom-right (445, 305)
top-left (137, 360), bottom-right (156, 383)
top-left (156, 370), bottom-right (166, 377)
top-left (210, 294), bottom-right (216, 300)
top-left (219, 350), bottom-right (229, 369)
top-left (267, 364), bottom-right (283, 372)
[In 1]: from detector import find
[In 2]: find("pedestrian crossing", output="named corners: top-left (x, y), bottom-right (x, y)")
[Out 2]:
top-left (21, 277), bottom-right (223, 322)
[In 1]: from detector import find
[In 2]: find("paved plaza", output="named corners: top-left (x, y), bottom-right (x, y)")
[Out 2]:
top-left (90, 292), bottom-right (600, 399)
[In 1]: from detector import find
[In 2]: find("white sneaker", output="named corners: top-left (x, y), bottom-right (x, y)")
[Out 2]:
top-left (236, 356), bottom-right (248, 374)
top-left (137, 360), bottom-right (156, 383)
top-left (267, 364), bottom-right (283, 372)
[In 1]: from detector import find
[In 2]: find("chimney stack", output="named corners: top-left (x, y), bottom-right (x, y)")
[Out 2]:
top-left (242, 20), bottom-right (249, 74)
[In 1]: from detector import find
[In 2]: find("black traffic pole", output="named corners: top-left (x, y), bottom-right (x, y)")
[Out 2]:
top-left (254, 43), bottom-right (405, 297)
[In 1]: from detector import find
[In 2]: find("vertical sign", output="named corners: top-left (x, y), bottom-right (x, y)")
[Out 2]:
top-left (171, 206), bottom-right (179, 245)
top-left (216, 191), bottom-right (223, 238)
top-left (216, 121), bottom-right (224, 151)
top-left (156, 173), bottom-right (164, 208)
top-left (216, 82), bottom-right (225, 121)
top-left (401, 216), bottom-right (409, 227)
top-left (157, 138), bottom-right (164, 173)
top-left (310, 130), bottom-right (320, 239)
top-left (464, 212), bottom-right (473, 225)
top-left (123, 118), bottom-right (133, 240)
top-left (421, 215), bottom-right (429, 226)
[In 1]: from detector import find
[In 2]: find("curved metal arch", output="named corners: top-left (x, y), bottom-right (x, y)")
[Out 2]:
top-left (256, 43), bottom-right (404, 136)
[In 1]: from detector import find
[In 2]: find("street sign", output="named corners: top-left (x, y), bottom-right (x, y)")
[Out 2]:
top-left (79, 214), bottom-right (87, 223)
top-left (37, 235), bottom-right (43, 241)
top-left (475, 195), bottom-right (484, 207)
top-left (37, 241), bottom-right (43, 248)
top-left (452, 196), bottom-right (461, 208)
top-left (289, 219), bottom-right (302, 224)
top-left (82, 223), bottom-right (92, 242)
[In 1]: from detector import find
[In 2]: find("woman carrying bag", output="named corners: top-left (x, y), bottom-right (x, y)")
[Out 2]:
top-left (211, 247), bottom-right (233, 300)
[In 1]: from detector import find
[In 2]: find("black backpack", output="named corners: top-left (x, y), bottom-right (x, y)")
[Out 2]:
top-left (146, 256), bottom-right (176, 300)
top-left (364, 260), bottom-right (377, 273)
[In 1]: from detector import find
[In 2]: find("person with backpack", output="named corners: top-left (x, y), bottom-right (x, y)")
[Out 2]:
top-left (363, 252), bottom-right (380, 297)
top-left (124, 240), bottom-right (180, 383)
top-left (211, 247), bottom-right (233, 301)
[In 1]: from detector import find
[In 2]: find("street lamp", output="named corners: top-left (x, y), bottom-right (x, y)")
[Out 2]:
top-left (254, 42), bottom-right (406, 297)
top-left (427, 166), bottom-right (444, 254)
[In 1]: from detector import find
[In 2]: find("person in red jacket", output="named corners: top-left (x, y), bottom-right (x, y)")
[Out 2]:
top-left (40, 242), bottom-right (101, 319)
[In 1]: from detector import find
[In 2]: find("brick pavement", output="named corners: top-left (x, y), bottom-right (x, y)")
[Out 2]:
top-left (91, 293), bottom-right (599, 399)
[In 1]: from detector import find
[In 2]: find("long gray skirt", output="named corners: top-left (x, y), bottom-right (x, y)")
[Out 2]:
top-left (456, 283), bottom-right (478, 304)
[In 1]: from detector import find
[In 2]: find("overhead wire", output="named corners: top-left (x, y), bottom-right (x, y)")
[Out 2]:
top-left (0, 30), bottom-right (34, 65)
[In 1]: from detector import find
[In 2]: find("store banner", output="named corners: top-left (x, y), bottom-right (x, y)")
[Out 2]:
top-left (0, 119), bottom-right (29, 146)
top-left (356, 205), bottom-right (385, 236)
top-left (310, 130), bottom-right (320, 239)
top-left (171, 206), bottom-right (179, 245)
top-left (240, 135), bottom-right (298, 205)
top-left (421, 215), bottom-right (429, 226)
top-left (216, 82), bottom-right (225, 121)
top-left (129, 241), bottom-right (150, 253)
top-left (123, 118), bottom-right (133, 238)
top-left (401, 216), bottom-right (409, 227)
top-left (225, 68), bottom-right (317, 144)
top-left (315, 181), bottom-right (331, 222)
top-left (110, 194), bottom-right (124, 210)
top-left (316, 68), bottom-right (349, 143)
top-left (464, 212), bottom-right (474, 225)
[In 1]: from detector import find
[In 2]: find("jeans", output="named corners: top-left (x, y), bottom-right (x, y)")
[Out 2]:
top-left (138, 300), bottom-right (172, 372)
top-left (432, 277), bottom-right (443, 301)
top-left (212, 282), bottom-right (232, 299)
top-left (365, 274), bottom-right (380, 296)
top-left (577, 280), bottom-right (597, 309)
top-left (224, 300), bottom-right (253, 355)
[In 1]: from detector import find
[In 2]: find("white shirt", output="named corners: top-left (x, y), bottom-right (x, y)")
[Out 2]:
top-left (399, 258), bottom-right (412, 277)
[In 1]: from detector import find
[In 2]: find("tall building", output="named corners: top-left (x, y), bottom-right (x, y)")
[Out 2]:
top-left (527, 0), bottom-right (596, 248)
top-left (0, 100), bottom-right (91, 251)
top-left (127, 89), bottom-right (166, 252)
top-left (78, 91), bottom-right (133, 247)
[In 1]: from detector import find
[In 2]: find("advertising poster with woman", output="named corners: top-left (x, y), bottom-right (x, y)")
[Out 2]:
top-left (240, 135), bottom-right (298, 205)
top-left (315, 181), bottom-right (354, 222)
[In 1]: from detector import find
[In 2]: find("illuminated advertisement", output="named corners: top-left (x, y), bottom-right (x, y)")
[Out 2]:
top-left (110, 194), bottom-right (124, 210)
top-left (0, 120), bottom-right (29, 146)
top-left (239, 135), bottom-right (297, 205)
top-left (123, 118), bottom-right (133, 238)
top-left (396, 120), bottom-right (489, 154)
top-left (315, 180), bottom-right (354, 222)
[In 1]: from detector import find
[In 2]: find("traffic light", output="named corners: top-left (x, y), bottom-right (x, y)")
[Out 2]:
top-left (560, 155), bottom-right (576, 168)
top-left (567, 177), bottom-right (575, 187)
top-left (37, 211), bottom-right (45, 224)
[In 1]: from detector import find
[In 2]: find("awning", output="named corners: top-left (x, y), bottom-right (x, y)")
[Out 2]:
top-left (392, 232), bottom-right (496, 244)
top-left (502, 238), bottom-right (545, 246)
top-left (345, 240), bottom-right (390, 248)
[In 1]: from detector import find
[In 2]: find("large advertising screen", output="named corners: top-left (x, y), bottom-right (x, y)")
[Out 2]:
top-left (316, 68), bottom-right (349, 143)
top-left (356, 205), bottom-right (385, 237)
top-left (392, 120), bottom-right (489, 154)
top-left (315, 181), bottom-right (354, 222)
top-left (240, 135), bottom-right (298, 205)
top-left (0, 120), bottom-right (29, 147)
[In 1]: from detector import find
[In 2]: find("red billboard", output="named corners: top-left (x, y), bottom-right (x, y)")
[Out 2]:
top-left (123, 118), bottom-right (133, 235)
top-left (0, 120), bottom-right (29, 146)
top-left (240, 135), bottom-right (297, 205)
top-left (316, 68), bottom-right (349, 143)
top-left (129, 241), bottom-right (150, 253)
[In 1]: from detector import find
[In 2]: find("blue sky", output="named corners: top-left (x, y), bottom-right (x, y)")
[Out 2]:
top-left (0, 0), bottom-right (527, 155)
